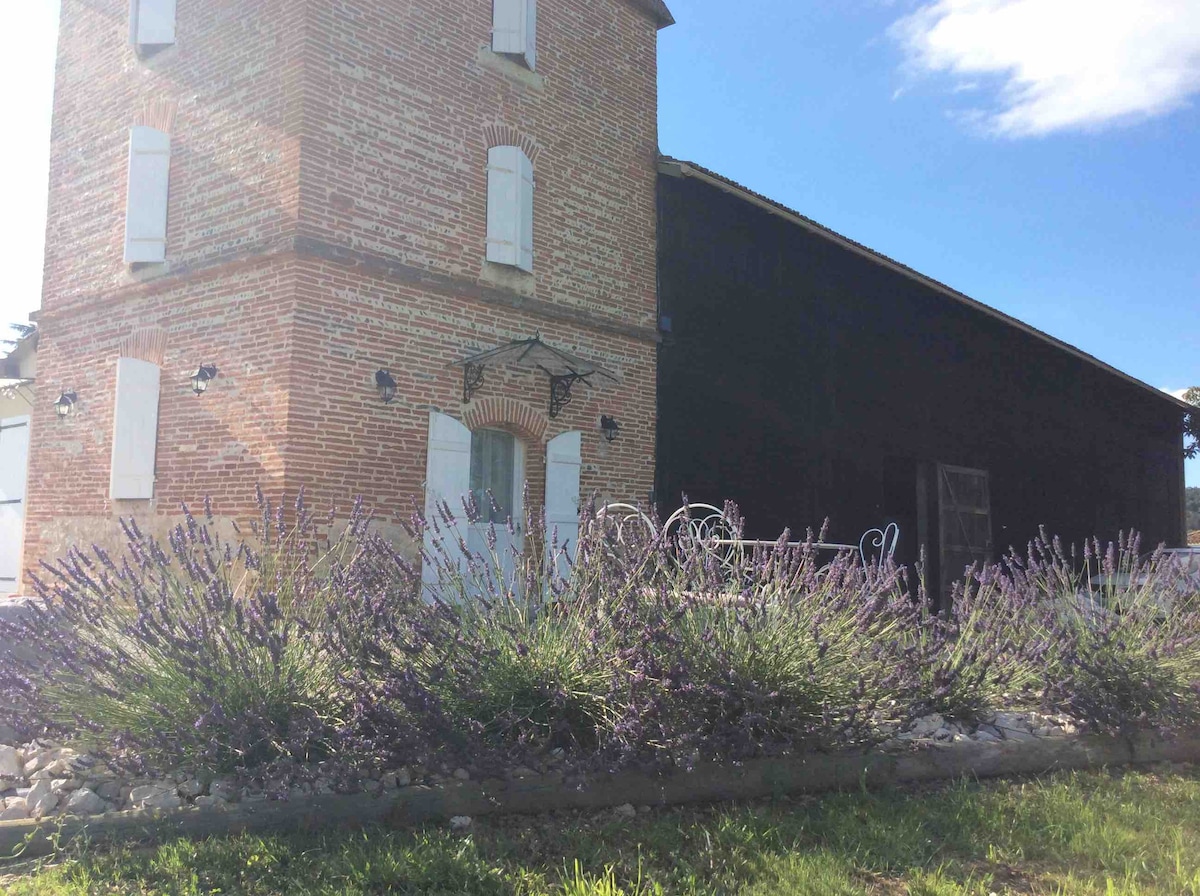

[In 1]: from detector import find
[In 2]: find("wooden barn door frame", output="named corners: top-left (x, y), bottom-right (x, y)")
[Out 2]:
top-left (936, 463), bottom-right (993, 599)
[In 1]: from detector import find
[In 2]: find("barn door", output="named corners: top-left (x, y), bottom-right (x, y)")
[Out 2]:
top-left (938, 464), bottom-right (992, 595)
top-left (0, 416), bottom-right (31, 595)
top-left (545, 431), bottom-right (582, 580)
top-left (423, 411), bottom-right (472, 595)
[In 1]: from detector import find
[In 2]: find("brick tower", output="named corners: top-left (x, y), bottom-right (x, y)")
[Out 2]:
top-left (23, 0), bottom-right (673, 581)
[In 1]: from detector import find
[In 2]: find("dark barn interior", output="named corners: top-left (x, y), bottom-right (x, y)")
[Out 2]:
top-left (655, 161), bottom-right (1188, 595)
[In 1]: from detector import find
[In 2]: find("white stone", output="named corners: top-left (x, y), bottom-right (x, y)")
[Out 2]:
top-left (394, 768), bottom-right (412, 787)
top-left (65, 788), bottom-right (108, 817)
top-left (909, 714), bottom-right (946, 738)
top-left (613, 803), bottom-right (638, 819)
top-left (972, 730), bottom-right (1002, 743)
top-left (0, 799), bottom-right (29, 821)
top-left (50, 778), bottom-right (81, 794)
top-left (193, 795), bottom-right (228, 809)
top-left (130, 784), bottom-right (183, 811)
top-left (44, 758), bottom-right (76, 777)
top-left (452, 768), bottom-right (471, 781)
top-left (509, 766), bottom-right (539, 779)
top-left (992, 712), bottom-right (1032, 732)
top-left (449, 815), bottom-right (472, 831)
top-left (28, 780), bottom-right (58, 818)
top-left (0, 745), bottom-right (20, 778)
top-left (208, 780), bottom-right (239, 802)
top-left (177, 778), bottom-right (204, 798)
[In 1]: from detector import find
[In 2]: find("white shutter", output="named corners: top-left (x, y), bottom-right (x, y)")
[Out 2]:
top-left (109, 358), bottom-right (161, 500)
top-left (517, 148), bottom-right (534, 272)
top-left (545, 431), bottom-right (582, 580)
top-left (524, 0), bottom-right (537, 71)
top-left (131, 0), bottom-right (177, 47)
top-left (124, 126), bottom-right (171, 264)
top-left (0, 417), bottom-right (31, 594)
top-left (423, 411), bottom-right (473, 592)
top-left (492, 0), bottom-right (524, 56)
top-left (487, 145), bottom-right (520, 268)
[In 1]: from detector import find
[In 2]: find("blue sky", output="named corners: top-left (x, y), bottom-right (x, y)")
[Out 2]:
top-left (3, 1), bottom-right (1197, 484)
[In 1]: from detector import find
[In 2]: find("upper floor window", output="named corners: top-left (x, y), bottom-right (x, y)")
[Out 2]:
top-left (492, 0), bottom-right (536, 70)
top-left (124, 126), bottom-right (172, 265)
top-left (486, 145), bottom-right (534, 273)
top-left (130, 0), bottom-right (177, 52)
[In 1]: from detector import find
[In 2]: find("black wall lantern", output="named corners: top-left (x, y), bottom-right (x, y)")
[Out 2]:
top-left (600, 415), bottom-right (621, 443)
top-left (54, 391), bottom-right (78, 419)
top-left (190, 365), bottom-right (218, 395)
top-left (375, 369), bottom-right (397, 404)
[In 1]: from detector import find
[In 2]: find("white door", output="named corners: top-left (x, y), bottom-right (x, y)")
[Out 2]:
top-left (423, 412), bottom-right (472, 595)
top-left (468, 428), bottom-right (525, 588)
top-left (545, 431), bottom-right (582, 581)
top-left (0, 416), bottom-right (31, 595)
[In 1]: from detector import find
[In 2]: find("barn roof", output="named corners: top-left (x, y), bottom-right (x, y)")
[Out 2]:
top-left (659, 156), bottom-right (1192, 414)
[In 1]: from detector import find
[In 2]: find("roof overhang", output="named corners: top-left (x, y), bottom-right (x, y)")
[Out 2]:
top-left (627, 0), bottom-right (675, 28)
top-left (660, 157), bottom-right (1193, 414)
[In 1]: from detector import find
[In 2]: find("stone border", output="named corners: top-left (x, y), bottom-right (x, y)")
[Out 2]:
top-left (2, 730), bottom-right (1197, 862)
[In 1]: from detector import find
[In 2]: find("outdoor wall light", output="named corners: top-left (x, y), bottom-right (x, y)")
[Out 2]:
top-left (375, 369), bottom-right (398, 404)
top-left (600, 415), bottom-right (621, 443)
top-left (54, 392), bottom-right (78, 419)
top-left (190, 365), bottom-right (218, 395)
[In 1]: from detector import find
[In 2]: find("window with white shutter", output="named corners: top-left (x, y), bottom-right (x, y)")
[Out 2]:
top-left (423, 412), bottom-right (473, 594)
top-left (492, 0), bottom-right (536, 70)
top-left (130, 0), bottom-right (177, 49)
top-left (124, 126), bottom-right (172, 265)
top-left (486, 145), bottom-right (534, 273)
top-left (110, 358), bottom-right (162, 500)
top-left (545, 431), bottom-right (582, 581)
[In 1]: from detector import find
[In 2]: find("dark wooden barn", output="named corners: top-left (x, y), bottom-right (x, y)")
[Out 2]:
top-left (655, 159), bottom-right (1190, 595)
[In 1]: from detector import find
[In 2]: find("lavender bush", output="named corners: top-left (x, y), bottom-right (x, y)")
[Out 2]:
top-left (3, 487), bottom-right (1199, 783)
top-left (0, 492), bottom-right (353, 772)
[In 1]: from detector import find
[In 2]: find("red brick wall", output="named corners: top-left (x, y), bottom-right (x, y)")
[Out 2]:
top-left (283, 257), bottom-right (656, 538)
top-left (25, 0), bottom-right (662, 580)
top-left (24, 259), bottom-right (298, 569)
top-left (297, 0), bottom-right (660, 328)
top-left (42, 0), bottom-right (303, 312)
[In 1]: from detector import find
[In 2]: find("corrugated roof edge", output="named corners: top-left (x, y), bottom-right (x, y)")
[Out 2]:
top-left (659, 156), bottom-right (1193, 414)
top-left (628, 0), bottom-right (675, 27)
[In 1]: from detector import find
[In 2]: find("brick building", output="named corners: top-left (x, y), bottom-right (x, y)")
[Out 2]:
top-left (21, 0), bottom-right (673, 585)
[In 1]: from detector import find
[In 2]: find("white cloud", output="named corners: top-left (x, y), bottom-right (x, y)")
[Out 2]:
top-left (891, 0), bottom-right (1200, 137)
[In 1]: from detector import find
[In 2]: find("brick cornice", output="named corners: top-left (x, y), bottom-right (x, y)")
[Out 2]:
top-left (292, 237), bottom-right (660, 345)
top-left (37, 239), bottom-right (660, 347)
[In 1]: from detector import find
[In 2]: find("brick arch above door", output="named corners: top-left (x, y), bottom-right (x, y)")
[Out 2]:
top-left (462, 397), bottom-right (548, 445)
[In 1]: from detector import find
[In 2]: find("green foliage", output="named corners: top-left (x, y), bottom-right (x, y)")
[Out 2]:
top-left (1186, 486), bottom-right (1199, 533)
top-left (1185, 387), bottom-right (1200, 462)
top-left (9, 768), bottom-right (1200, 895)
top-left (7, 501), bottom-right (352, 773)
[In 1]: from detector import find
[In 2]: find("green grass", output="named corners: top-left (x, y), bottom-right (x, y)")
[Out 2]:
top-left (5, 767), bottom-right (1200, 895)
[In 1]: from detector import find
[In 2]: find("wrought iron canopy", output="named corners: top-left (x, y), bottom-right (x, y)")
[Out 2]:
top-left (451, 334), bottom-right (621, 418)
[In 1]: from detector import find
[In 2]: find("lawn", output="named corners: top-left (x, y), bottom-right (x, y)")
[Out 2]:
top-left (5, 766), bottom-right (1200, 895)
